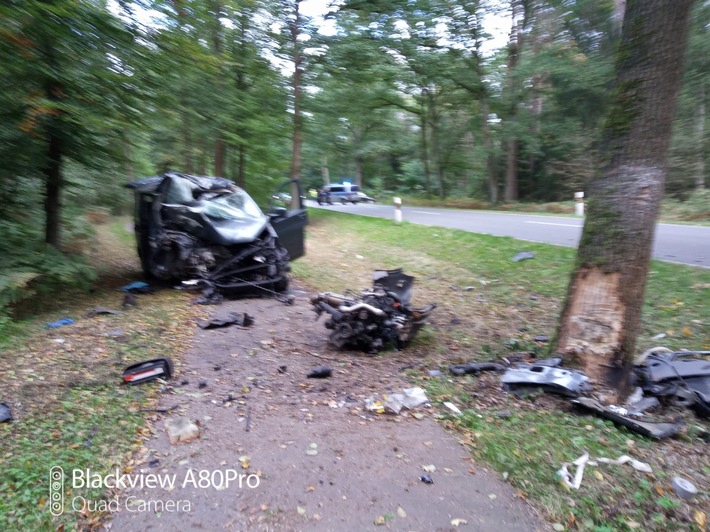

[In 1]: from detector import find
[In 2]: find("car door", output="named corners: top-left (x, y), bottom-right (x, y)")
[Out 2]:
top-left (268, 179), bottom-right (307, 260)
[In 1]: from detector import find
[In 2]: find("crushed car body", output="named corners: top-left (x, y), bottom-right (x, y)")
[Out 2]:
top-left (126, 172), bottom-right (306, 299)
top-left (311, 269), bottom-right (435, 353)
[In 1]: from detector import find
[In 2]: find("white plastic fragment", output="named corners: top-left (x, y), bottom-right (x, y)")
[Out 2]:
top-left (558, 452), bottom-right (652, 489)
top-left (443, 402), bottom-right (463, 416)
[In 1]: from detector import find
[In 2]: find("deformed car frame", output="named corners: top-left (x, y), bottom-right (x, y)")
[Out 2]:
top-left (126, 172), bottom-right (307, 298)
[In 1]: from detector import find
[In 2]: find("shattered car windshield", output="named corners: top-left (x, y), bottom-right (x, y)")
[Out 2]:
top-left (201, 192), bottom-right (264, 220)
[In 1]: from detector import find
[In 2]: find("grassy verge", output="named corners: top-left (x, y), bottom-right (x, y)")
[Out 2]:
top-left (294, 209), bottom-right (710, 531)
top-left (0, 221), bottom-right (203, 531)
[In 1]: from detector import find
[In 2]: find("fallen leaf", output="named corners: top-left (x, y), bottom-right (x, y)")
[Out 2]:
top-left (593, 471), bottom-right (603, 481)
top-left (297, 506), bottom-right (306, 516)
top-left (552, 524), bottom-right (564, 531)
top-left (451, 518), bottom-right (468, 527)
top-left (374, 515), bottom-right (386, 526)
top-left (397, 506), bottom-right (407, 518)
top-left (694, 510), bottom-right (706, 528)
top-left (654, 485), bottom-right (664, 496)
top-left (626, 521), bottom-right (641, 529)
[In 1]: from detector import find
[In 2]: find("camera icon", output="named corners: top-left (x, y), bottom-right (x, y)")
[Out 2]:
top-left (49, 466), bottom-right (64, 516)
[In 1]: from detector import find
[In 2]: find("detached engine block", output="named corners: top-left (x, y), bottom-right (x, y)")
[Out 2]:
top-left (311, 269), bottom-right (435, 353)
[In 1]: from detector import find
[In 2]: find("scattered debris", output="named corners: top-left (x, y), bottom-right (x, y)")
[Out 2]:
top-left (139, 404), bottom-right (179, 413)
top-left (533, 335), bottom-right (549, 343)
top-left (511, 251), bottom-right (535, 262)
top-left (427, 369), bottom-right (443, 377)
top-left (46, 318), bottom-right (74, 329)
top-left (502, 364), bottom-right (591, 397)
top-left (532, 356), bottom-right (563, 367)
top-left (449, 362), bottom-right (505, 376)
top-left (451, 518), bottom-right (468, 527)
top-left (245, 406), bottom-right (252, 432)
top-left (121, 281), bottom-right (153, 294)
top-left (0, 402), bottom-right (13, 422)
top-left (634, 350), bottom-right (710, 418)
top-left (198, 380), bottom-right (208, 389)
top-left (307, 366), bottom-right (332, 379)
top-left (572, 397), bottom-right (682, 439)
top-left (443, 402), bottom-right (463, 416)
top-left (557, 452), bottom-right (652, 490)
top-left (122, 293), bottom-right (138, 309)
top-left (311, 269), bottom-right (435, 353)
top-left (419, 473), bottom-right (434, 484)
top-left (382, 387), bottom-right (428, 414)
top-left (84, 307), bottom-right (121, 318)
top-left (671, 476), bottom-right (698, 501)
top-left (277, 365), bottom-right (287, 373)
top-left (198, 312), bottom-right (254, 330)
top-left (164, 417), bottom-right (200, 444)
top-left (122, 357), bottom-right (174, 385)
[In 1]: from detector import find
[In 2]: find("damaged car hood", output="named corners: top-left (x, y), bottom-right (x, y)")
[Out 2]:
top-left (128, 172), bottom-right (270, 246)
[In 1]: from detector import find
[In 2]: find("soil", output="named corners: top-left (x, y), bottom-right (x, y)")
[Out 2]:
top-left (106, 282), bottom-right (548, 531)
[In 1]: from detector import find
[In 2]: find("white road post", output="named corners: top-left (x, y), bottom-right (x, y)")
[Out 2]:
top-left (393, 197), bottom-right (402, 223)
top-left (575, 191), bottom-right (585, 216)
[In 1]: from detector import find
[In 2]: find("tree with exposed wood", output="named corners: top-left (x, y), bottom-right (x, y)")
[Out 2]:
top-left (553, 0), bottom-right (695, 395)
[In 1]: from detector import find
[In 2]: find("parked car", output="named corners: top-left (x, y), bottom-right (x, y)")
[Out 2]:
top-left (126, 172), bottom-right (307, 298)
top-left (317, 183), bottom-right (375, 205)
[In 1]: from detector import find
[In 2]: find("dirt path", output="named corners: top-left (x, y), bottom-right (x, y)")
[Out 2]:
top-left (107, 284), bottom-right (547, 531)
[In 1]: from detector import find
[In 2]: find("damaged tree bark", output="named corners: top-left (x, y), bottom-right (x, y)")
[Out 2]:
top-left (553, 0), bottom-right (695, 393)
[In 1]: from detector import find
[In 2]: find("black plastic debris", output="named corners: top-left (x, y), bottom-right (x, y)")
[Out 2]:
top-left (449, 362), bottom-right (505, 376)
top-left (85, 307), bottom-right (122, 318)
top-left (0, 402), bottom-right (13, 423)
top-left (122, 357), bottom-right (174, 385)
top-left (307, 366), bottom-right (332, 379)
top-left (512, 251), bottom-right (535, 262)
top-left (311, 269), bottom-right (435, 353)
top-left (419, 473), bottom-right (434, 484)
top-left (634, 351), bottom-right (710, 418)
top-left (572, 397), bottom-right (682, 439)
top-left (198, 312), bottom-right (254, 330)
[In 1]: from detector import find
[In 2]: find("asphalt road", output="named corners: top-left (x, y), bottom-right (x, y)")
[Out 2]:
top-left (309, 201), bottom-right (710, 268)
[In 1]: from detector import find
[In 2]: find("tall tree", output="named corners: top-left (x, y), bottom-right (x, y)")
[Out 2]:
top-left (553, 0), bottom-right (695, 394)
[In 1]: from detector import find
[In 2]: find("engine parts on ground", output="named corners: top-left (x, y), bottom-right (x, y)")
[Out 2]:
top-left (311, 269), bottom-right (435, 353)
top-left (122, 357), bottom-right (174, 385)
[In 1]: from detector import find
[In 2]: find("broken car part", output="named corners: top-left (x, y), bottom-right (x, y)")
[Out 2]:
top-left (0, 402), bottom-right (12, 422)
top-left (122, 357), bottom-right (174, 385)
top-left (127, 172), bottom-right (306, 299)
top-left (501, 364), bottom-right (591, 397)
top-left (671, 477), bottom-right (698, 501)
top-left (634, 350), bottom-right (710, 418)
top-left (449, 362), bottom-right (505, 376)
top-left (572, 397), bottom-right (682, 439)
top-left (198, 312), bottom-right (254, 330)
top-left (307, 366), bottom-right (333, 378)
top-left (311, 269), bottom-right (435, 353)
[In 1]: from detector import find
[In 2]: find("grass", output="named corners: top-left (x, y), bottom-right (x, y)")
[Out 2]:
top-left (0, 221), bottom-right (204, 531)
top-left (1, 208), bottom-right (707, 531)
top-left (295, 209), bottom-right (710, 531)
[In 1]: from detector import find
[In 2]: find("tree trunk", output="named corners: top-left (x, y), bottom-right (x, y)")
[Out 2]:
top-left (420, 100), bottom-right (432, 198)
top-left (696, 81), bottom-right (706, 189)
top-left (553, 0), bottom-right (695, 394)
top-left (482, 100), bottom-right (498, 204)
top-left (237, 143), bottom-right (246, 188)
top-left (322, 156), bottom-right (330, 185)
top-left (211, 1), bottom-right (226, 177)
top-left (502, 11), bottom-right (522, 199)
top-left (289, 0), bottom-right (303, 185)
top-left (44, 117), bottom-right (63, 248)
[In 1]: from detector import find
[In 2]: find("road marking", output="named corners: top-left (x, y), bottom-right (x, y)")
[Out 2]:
top-left (411, 210), bottom-right (442, 215)
top-left (525, 221), bottom-right (581, 228)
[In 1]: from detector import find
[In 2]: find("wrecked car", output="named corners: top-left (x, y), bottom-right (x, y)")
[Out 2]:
top-left (126, 172), bottom-right (307, 298)
top-left (311, 269), bottom-right (435, 353)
